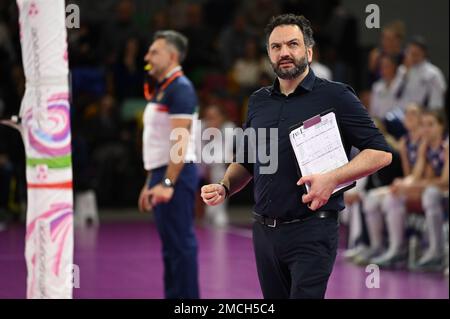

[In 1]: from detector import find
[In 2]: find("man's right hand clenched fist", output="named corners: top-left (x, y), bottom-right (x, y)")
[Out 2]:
top-left (201, 184), bottom-right (226, 206)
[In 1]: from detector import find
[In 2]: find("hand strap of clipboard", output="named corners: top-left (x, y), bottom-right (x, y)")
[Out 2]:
top-left (303, 114), bottom-right (322, 129)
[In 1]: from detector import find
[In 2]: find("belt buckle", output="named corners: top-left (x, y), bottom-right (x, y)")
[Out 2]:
top-left (265, 217), bottom-right (277, 228)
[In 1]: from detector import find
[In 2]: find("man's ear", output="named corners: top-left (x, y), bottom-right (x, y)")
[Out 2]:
top-left (170, 50), bottom-right (179, 64)
top-left (168, 46), bottom-right (180, 64)
top-left (307, 47), bottom-right (313, 64)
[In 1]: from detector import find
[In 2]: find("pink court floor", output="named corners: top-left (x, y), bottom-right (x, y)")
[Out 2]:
top-left (0, 220), bottom-right (448, 299)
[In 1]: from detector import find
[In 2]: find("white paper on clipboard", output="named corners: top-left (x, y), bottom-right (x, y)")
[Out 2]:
top-left (289, 111), bottom-right (354, 194)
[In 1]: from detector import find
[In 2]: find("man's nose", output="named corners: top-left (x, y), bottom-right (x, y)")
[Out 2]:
top-left (279, 44), bottom-right (290, 58)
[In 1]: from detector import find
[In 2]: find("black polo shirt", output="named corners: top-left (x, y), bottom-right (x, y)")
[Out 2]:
top-left (238, 69), bottom-right (391, 220)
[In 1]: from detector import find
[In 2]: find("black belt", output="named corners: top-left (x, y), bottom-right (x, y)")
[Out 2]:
top-left (253, 211), bottom-right (338, 228)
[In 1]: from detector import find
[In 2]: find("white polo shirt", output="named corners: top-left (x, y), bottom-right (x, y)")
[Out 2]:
top-left (142, 67), bottom-right (198, 171)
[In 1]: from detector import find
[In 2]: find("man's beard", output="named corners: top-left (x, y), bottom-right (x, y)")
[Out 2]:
top-left (271, 55), bottom-right (308, 80)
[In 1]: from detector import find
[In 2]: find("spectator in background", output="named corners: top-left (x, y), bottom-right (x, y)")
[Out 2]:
top-left (167, 0), bottom-right (189, 30)
top-left (395, 36), bottom-right (447, 111)
top-left (113, 37), bottom-right (144, 101)
top-left (368, 21), bottom-right (405, 86)
top-left (369, 55), bottom-right (402, 120)
top-left (354, 104), bottom-right (423, 265)
top-left (99, 0), bottom-right (140, 66)
top-left (180, 4), bottom-right (216, 75)
top-left (84, 94), bottom-right (130, 206)
top-left (238, 0), bottom-right (281, 38)
top-left (148, 10), bottom-right (170, 40)
top-left (395, 104), bottom-right (424, 178)
top-left (369, 110), bottom-right (447, 268)
top-left (84, 95), bottom-right (122, 148)
top-left (414, 146), bottom-right (448, 271)
top-left (340, 173), bottom-right (368, 259)
top-left (218, 14), bottom-right (256, 70)
top-left (67, 23), bottom-right (101, 67)
top-left (345, 118), bottom-right (403, 263)
top-left (310, 45), bottom-right (332, 80)
top-left (410, 125), bottom-right (448, 271)
top-left (231, 38), bottom-right (272, 94)
top-left (319, 1), bottom-right (359, 86)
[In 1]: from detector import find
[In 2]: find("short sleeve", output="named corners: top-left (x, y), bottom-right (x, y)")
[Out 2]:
top-left (167, 82), bottom-right (198, 117)
top-left (234, 97), bottom-right (255, 175)
top-left (336, 85), bottom-right (392, 153)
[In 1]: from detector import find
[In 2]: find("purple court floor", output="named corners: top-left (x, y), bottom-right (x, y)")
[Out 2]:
top-left (0, 220), bottom-right (448, 299)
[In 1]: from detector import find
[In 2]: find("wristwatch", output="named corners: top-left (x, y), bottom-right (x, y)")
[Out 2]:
top-left (162, 177), bottom-right (174, 188)
top-left (218, 181), bottom-right (230, 199)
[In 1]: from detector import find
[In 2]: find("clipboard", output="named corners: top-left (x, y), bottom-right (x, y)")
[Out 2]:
top-left (289, 108), bottom-right (356, 197)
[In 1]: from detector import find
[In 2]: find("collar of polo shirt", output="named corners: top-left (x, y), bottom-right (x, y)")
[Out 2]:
top-left (270, 68), bottom-right (316, 96)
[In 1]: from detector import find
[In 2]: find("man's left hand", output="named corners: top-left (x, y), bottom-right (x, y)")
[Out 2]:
top-left (148, 184), bottom-right (174, 207)
top-left (297, 172), bottom-right (338, 211)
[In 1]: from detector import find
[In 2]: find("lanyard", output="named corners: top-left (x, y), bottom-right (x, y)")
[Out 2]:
top-left (143, 70), bottom-right (183, 101)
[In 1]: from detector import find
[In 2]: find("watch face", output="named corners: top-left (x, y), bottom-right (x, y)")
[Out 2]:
top-left (163, 178), bottom-right (173, 187)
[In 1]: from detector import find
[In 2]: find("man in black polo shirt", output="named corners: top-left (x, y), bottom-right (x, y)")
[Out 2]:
top-left (201, 14), bottom-right (392, 299)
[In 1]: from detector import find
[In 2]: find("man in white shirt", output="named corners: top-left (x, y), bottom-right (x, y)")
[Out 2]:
top-left (395, 36), bottom-right (446, 111)
top-left (138, 30), bottom-right (200, 299)
top-left (370, 55), bottom-right (402, 119)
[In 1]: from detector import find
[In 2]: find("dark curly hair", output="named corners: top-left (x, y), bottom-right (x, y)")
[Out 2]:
top-left (264, 14), bottom-right (315, 48)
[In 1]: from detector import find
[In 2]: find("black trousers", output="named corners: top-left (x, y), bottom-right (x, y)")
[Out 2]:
top-left (252, 215), bottom-right (339, 299)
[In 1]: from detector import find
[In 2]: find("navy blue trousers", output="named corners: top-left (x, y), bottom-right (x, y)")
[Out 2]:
top-left (253, 216), bottom-right (339, 299)
top-left (149, 163), bottom-right (199, 299)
